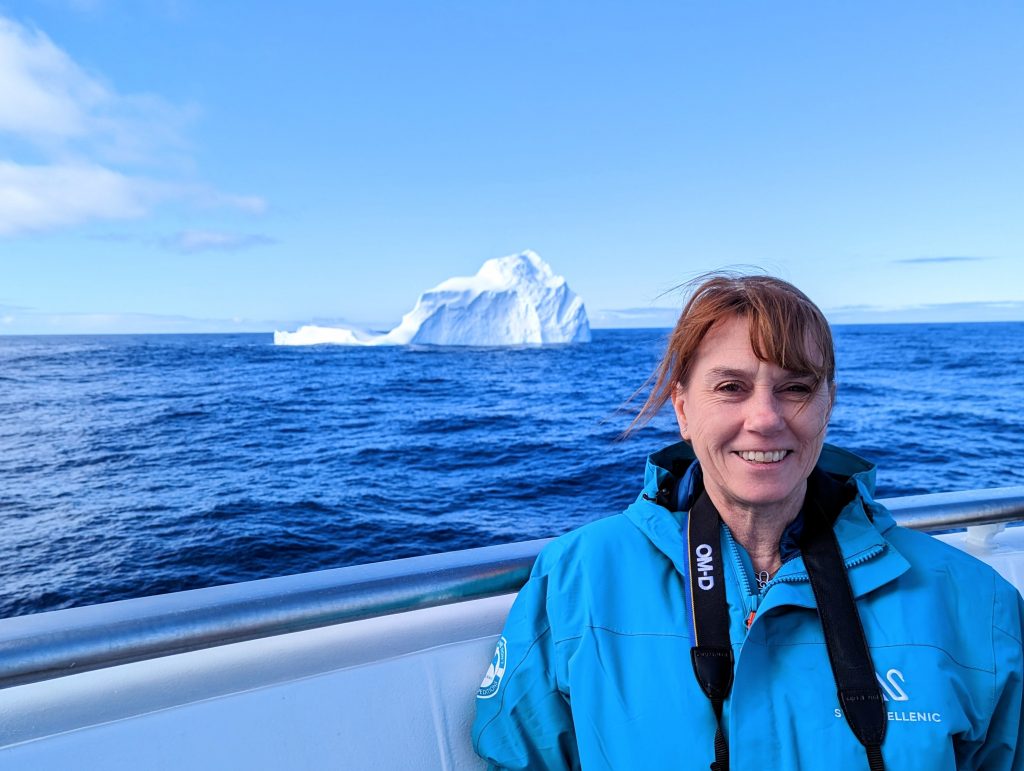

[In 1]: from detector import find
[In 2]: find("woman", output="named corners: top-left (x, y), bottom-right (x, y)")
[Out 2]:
top-left (472, 275), bottom-right (1023, 770)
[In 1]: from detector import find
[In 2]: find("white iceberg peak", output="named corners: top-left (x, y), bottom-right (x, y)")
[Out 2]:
top-left (274, 250), bottom-right (591, 347)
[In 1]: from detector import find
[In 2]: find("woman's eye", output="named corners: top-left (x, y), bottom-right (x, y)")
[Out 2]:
top-left (781, 383), bottom-right (813, 396)
top-left (716, 382), bottom-right (744, 393)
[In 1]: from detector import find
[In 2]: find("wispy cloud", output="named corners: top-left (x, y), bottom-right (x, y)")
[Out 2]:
top-left (185, 188), bottom-right (268, 215)
top-left (0, 161), bottom-right (149, 235)
top-left (0, 308), bottom-right (396, 335)
top-left (590, 307), bottom-right (679, 329)
top-left (0, 15), bottom-right (264, 236)
top-left (88, 226), bottom-right (276, 252)
top-left (893, 256), bottom-right (990, 264)
top-left (0, 300), bottom-right (27, 327)
top-left (163, 230), bottom-right (276, 253)
top-left (53, 0), bottom-right (108, 12)
top-left (0, 310), bottom-right (285, 335)
top-left (826, 300), bottom-right (1024, 324)
top-left (592, 301), bottom-right (1024, 327)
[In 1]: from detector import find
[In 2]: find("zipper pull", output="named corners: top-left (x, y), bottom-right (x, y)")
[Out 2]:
top-left (745, 594), bottom-right (761, 630)
top-left (756, 570), bottom-right (770, 590)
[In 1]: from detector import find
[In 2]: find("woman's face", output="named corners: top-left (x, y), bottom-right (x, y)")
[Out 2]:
top-left (671, 314), bottom-right (833, 519)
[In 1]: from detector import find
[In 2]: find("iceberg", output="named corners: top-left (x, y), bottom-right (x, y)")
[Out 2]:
top-left (274, 250), bottom-right (591, 346)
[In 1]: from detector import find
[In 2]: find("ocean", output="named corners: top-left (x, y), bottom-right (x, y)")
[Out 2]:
top-left (1, 323), bottom-right (1022, 619)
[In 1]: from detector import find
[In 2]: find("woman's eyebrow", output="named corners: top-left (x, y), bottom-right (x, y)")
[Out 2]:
top-left (704, 367), bottom-right (752, 381)
top-left (703, 366), bottom-right (817, 381)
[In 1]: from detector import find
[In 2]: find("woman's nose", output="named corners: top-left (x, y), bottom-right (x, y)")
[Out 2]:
top-left (745, 388), bottom-right (786, 433)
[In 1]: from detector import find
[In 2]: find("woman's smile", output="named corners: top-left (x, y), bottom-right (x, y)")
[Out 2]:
top-left (734, 449), bottom-right (791, 463)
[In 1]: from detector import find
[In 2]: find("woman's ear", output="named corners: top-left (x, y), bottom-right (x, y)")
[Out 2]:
top-left (671, 383), bottom-right (689, 440)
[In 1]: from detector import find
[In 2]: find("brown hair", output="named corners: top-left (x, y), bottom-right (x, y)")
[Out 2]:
top-left (630, 273), bottom-right (835, 432)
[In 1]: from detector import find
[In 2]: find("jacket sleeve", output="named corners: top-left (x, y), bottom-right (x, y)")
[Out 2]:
top-left (471, 559), bottom-right (581, 771)
top-left (970, 581), bottom-right (1024, 770)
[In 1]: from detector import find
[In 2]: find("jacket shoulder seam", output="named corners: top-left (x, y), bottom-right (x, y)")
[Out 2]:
top-left (769, 639), bottom-right (997, 675)
top-left (992, 622), bottom-right (1023, 648)
top-left (871, 642), bottom-right (994, 675)
top-left (553, 624), bottom-right (690, 645)
top-left (992, 571), bottom-right (1023, 647)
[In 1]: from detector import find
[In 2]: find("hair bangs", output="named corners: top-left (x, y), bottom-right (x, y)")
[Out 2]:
top-left (627, 272), bottom-right (835, 435)
top-left (745, 292), bottom-right (833, 387)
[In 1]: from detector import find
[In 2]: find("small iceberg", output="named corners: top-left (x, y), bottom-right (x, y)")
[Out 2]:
top-left (274, 250), bottom-right (591, 346)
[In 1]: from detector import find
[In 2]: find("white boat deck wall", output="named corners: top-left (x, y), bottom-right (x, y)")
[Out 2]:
top-left (936, 525), bottom-right (1024, 589)
top-left (0, 594), bottom-right (515, 770)
top-left (1, 527), bottom-right (1023, 770)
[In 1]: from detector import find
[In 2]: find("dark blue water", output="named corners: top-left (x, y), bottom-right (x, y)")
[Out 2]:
top-left (1, 324), bottom-right (1022, 618)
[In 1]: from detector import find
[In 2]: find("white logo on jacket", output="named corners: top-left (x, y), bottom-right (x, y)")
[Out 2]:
top-left (876, 668), bottom-right (908, 702)
top-left (477, 637), bottom-right (507, 699)
top-left (833, 668), bottom-right (943, 724)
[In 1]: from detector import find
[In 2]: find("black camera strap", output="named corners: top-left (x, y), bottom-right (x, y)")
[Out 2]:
top-left (686, 474), bottom-right (887, 771)
top-left (687, 491), bottom-right (734, 771)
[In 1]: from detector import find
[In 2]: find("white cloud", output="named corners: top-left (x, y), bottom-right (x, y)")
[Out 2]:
top-left (0, 17), bottom-right (190, 162)
top-left (165, 229), bottom-right (275, 253)
top-left (0, 17), bottom-right (97, 140)
top-left (186, 188), bottom-right (268, 214)
top-left (826, 300), bottom-right (1024, 324)
top-left (0, 161), bottom-right (149, 234)
top-left (0, 310), bottom-right (284, 335)
top-left (0, 15), bottom-right (264, 236)
top-left (590, 307), bottom-right (679, 328)
top-left (894, 256), bottom-right (990, 265)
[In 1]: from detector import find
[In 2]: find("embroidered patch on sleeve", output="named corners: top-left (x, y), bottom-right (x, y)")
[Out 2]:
top-left (477, 636), bottom-right (507, 699)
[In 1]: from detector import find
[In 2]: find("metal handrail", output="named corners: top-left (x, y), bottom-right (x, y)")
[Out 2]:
top-left (1, 486), bottom-right (1022, 690)
top-left (882, 486), bottom-right (1024, 531)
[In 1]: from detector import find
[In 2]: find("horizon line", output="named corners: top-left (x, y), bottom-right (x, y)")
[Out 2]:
top-left (3, 317), bottom-right (1023, 338)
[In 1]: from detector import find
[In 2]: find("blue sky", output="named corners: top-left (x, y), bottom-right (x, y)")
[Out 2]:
top-left (1, 0), bottom-right (1022, 333)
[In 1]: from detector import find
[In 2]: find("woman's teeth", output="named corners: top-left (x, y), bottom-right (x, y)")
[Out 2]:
top-left (738, 450), bottom-right (788, 463)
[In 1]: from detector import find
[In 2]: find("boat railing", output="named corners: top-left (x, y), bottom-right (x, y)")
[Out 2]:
top-left (2, 485), bottom-right (1023, 691)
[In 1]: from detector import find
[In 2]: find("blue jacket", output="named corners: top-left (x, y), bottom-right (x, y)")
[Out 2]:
top-left (472, 443), bottom-right (1024, 770)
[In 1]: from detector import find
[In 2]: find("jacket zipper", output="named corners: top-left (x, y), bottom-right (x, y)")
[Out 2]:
top-left (721, 527), bottom-right (761, 632)
top-left (740, 539), bottom-right (887, 630)
top-left (764, 543), bottom-right (886, 590)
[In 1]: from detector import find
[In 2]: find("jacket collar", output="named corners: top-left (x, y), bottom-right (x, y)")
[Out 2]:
top-left (625, 442), bottom-right (910, 604)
